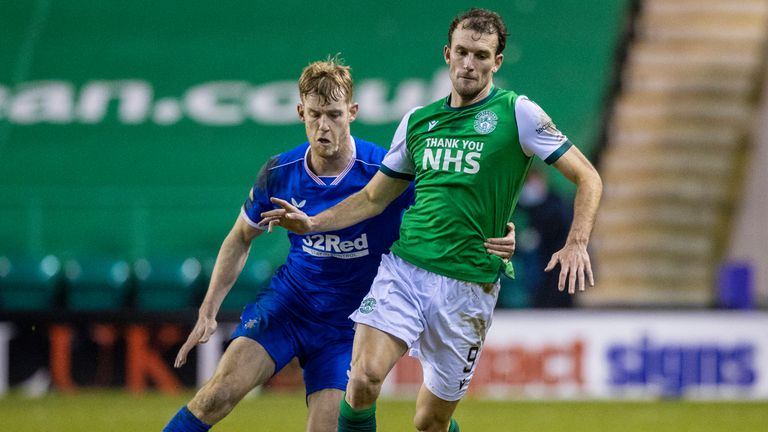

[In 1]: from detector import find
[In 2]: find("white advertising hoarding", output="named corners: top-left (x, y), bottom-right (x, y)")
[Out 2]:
top-left (3, 312), bottom-right (764, 399)
top-left (381, 311), bottom-right (768, 400)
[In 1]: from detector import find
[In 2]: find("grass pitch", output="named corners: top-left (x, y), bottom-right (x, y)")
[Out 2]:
top-left (1, 390), bottom-right (766, 431)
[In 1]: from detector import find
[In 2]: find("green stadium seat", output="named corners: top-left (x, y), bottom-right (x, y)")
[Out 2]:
top-left (0, 255), bottom-right (62, 311)
top-left (216, 258), bottom-right (273, 313)
top-left (64, 258), bottom-right (130, 311)
top-left (133, 257), bottom-right (202, 311)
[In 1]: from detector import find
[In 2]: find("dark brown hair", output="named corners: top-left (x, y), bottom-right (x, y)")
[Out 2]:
top-left (448, 8), bottom-right (508, 55)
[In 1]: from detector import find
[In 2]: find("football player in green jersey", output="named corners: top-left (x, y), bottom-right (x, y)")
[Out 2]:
top-left (262, 8), bottom-right (602, 432)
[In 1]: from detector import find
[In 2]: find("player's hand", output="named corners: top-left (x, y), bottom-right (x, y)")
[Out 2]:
top-left (174, 315), bottom-right (218, 368)
top-left (259, 197), bottom-right (314, 234)
top-left (544, 241), bottom-right (594, 294)
top-left (485, 222), bottom-right (516, 259)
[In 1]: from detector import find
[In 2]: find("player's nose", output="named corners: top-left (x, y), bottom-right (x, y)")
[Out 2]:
top-left (318, 116), bottom-right (331, 131)
top-left (463, 55), bottom-right (475, 70)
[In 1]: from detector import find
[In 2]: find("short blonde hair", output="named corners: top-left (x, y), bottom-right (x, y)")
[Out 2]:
top-left (298, 55), bottom-right (353, 104)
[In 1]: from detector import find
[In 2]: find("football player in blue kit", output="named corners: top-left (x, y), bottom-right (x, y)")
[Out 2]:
top-left (162, 57), bottom-right (516, 432)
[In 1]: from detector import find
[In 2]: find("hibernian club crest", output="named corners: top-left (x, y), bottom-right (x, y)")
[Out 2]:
top-left (474, 110), bottom-right (498, 134)
top-left (358, 297), bottom-right (377, 314)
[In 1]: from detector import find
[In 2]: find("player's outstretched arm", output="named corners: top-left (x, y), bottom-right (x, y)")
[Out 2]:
top-left (174, 216), bottom-right (262, 368)
top-left (261, 171), bottom-right (411, 234)
top-left (485, 222), bottom-right (516, 259)
top-left (545, 146), bottom-right (603, 295)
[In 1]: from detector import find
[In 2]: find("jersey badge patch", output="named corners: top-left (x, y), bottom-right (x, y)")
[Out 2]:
top-left (535, 110), bottom-right (564, 138)
top-left (358, 297), bottom-right (377, 314)
top-left (473, 110), bottom-right (498, 135)
top-left (290, 197), bottom-right (306, 208)
top-left (244, 318), bottom-right (260, 329)
top-left (428, 120), bottom-right (439, 131)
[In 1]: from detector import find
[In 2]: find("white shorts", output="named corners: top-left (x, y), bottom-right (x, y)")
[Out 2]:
top-left (350, 253), bottom-right (500, 401)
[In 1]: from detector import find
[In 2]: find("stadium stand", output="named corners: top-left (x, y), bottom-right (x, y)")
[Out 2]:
top-left (132, 257), bottom-right (202, 311)
top-left (63, 258), bottom-right (130, 311)
top-left (588, 0), bottom-right (768, 307)
top-left (0, 255), bottom-right (61, 311)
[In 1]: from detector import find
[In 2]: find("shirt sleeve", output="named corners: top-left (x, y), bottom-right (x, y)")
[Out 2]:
top-left (240, 158), bottom-right (278, 230)
top-left (380, 107), bottom-right (419, 181)
top-left (515, 96), bottom-right (572, 164)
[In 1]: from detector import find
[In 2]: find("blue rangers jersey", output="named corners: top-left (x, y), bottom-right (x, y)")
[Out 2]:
top-left (241, 137), bottom-right (414, 327)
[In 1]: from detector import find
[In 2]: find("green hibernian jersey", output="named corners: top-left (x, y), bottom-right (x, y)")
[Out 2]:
top-left (380, 87), bottom-right (572, 283)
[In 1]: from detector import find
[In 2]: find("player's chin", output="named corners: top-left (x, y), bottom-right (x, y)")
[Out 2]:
top-left (456, 83), bottom-right (481, 99)
top-left (316, 143), bottom-right (338, 156)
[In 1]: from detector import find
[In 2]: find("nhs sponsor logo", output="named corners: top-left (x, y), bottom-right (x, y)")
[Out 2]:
top-left (607, 336), bottom-right (756, 396)
top-left (302, 233), bottom-right (369, 259)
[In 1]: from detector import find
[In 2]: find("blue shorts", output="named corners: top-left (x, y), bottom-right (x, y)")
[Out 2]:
top-left (230, 291), bottom-right (354, 396)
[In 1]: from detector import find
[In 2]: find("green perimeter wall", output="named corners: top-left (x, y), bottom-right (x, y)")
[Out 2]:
top-left (0, 0), bottom-right (629, 266)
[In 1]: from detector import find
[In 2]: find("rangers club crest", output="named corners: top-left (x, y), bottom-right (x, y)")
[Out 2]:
top-left (474, 110), bottom-right (498, 134)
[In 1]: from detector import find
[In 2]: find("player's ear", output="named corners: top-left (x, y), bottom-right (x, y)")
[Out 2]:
top-left (348, 103), bottom-right (359, 122)
top-left (297, 103), bottom-right (305, 122)
top-left (493, 53), bottom-right (504, 73)
top-left (444, 45), bottom-right (451, 64)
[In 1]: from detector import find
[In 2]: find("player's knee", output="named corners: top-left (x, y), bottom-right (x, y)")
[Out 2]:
top-left (191, 382), bottom-right (235, 418)
top-left (349, 364), bottom-right (385, 391)
top-left (413, 408), bottom-right (451, 432)
top-left (346, 366), bottom-right (385, 406)
top-left (346, 374), bottom-right (381, 400)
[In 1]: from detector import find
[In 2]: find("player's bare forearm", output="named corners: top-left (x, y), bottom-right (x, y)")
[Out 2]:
top-left (546, 146), bottom-right (602, 293)
top-left (311, 192), bottom-right (381, 232)
top-left (314, 175), bottom-right (408, 231)
top-left (554, 148), bottom-right (602, 246)
top-left (262, 172), bottom-right (410, 234)
top-left (176, 216), bottom-right (261, 367)
top-left (199, 216), bottom-right (261, 318)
